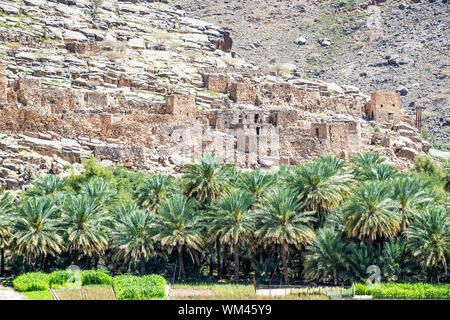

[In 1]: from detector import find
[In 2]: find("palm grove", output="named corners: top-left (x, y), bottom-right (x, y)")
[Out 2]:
top-left (0, 153), bottom-right (449, 285)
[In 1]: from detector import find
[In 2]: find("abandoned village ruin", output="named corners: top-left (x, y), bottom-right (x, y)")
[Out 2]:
top-left (0, 0), bottom-right (429, 191)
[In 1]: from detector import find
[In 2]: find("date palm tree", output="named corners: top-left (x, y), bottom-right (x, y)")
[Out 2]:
top-left (404, 206), bottom-right (450, 282)
top-left (343, 181), bottom-right (400, 244)
top-left (344, 241), bottom-right (378, 282)
top-left (391, 176), bottom-right (432, 229)
top-left (26, 175), bottom-right (67, 196)
top-left (237, 170), bottom-right (275, 203)
top-left (360, 163), bottom-right (399, 182)
top-left (135, 174), bottom-right (173, 213)
top-left (154, 195), bottom-right (203, 281)
top-left (350, 152), bottom-right (384, 179)
top-left (10, 197), bottom-right (62, 268)
top-left (303, 227), bottom-right (348, 285)
top-left (208, 189), bottom-right (255, 282)
top-left (0, 192), bottom-right (14, 275)
top-left (181, 153), bottom-right (231, 203)
top-left (256, 189), bottom-right (315, 285)
top-left (286, 156), bottom-right (352, 222)
top-left (81, 177), bottom-right (117, 207)
top-left (380, 239), bottom-right (419, 282)
top-left (112, 204), bottom-right (156, 275)
top-left (62, 195), bottom-right (110, 264)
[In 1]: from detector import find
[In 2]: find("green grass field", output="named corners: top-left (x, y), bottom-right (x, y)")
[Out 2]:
top-left (23, 290), bottom-right (54, 300)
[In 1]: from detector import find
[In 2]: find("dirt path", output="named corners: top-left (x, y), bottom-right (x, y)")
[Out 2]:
top-left (171, 288), bottom-right (214, 297)
top-left (0, 285), bottom-right (28, 300)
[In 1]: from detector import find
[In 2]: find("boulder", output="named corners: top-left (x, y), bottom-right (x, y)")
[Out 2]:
top-left (319, 38), bottom-right (332, 46)
top-left (396, 147), bottom-right (418, 161)
top-left (396, 85), bottom-right (408, 96)
top-left (294, 37), bottom-right (307, 45)
top-left (63, 30), bottom-right (88, 42)
top-left (128, 37), bottom-right (146, 49)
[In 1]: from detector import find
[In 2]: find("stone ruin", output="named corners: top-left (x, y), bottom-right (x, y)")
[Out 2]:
top-left (0, 62), bottom-right (429, 188)
top-left (366, 92), bottom-right (401, 123)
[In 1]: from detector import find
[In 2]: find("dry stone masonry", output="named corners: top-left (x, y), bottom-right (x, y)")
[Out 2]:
top-left (0, 0), bottom-right (430, 190)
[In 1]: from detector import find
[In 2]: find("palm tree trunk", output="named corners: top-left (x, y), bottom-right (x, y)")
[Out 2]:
top-left (140, 257), bottom-right (146, 275)
top-left (282, 242), bottom-right (289, 285)
top-left (0, 248), bottom-right (4, 275)
top-left (94, 256), bottom-right (99, 270)
top-left (216, 240), bottom-right (221, 278)
top-left (40, 255), bottom-right (45, 271)
top-left (209, 255), bottom-right (213, 277)
top-left (178, 246), bottom-right (186, 282)
top-left (334, 269), bottom-right (338, 286)
top-left (222, 244), bottom-right (229, 275)
top-left (234, 242), bottom-right (239, 282)
top-left (43, 256), bottom-right (48, 271)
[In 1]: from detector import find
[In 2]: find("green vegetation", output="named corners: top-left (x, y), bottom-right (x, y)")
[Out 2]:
top-left (23, 290), bottom-right (54, 300)
top-left (88, 0), bottom-right (104, 17)
top-left (355, 282), bottom-right (450, 299)
top-left (12, 272), bottom-right (49, 292)
top-left (1, 152), bottom-right (449, 289)
top-left (49, 270), bottom-right (71, 286)
top-left (11, 269), bottom-right (165, 300)
top-left (113, 274), bottom-right (166, 300)
top-left (81, 270), bottom-right (112, 286)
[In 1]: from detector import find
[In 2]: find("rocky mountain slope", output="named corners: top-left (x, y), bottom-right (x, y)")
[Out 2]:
top-left (0, 0), bottom-right (431, 191)
top-left (170, 0), bottom-right (449, 145)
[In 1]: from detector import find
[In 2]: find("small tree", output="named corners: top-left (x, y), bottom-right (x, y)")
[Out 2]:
top-left (89, 0), bottom-right (104, 17)
top-left (6, 42), bottom-right (21, 57)
top-left (153, 33), bottom-right (173, 50)
top-left (268, 63), bottom-right (292, 76)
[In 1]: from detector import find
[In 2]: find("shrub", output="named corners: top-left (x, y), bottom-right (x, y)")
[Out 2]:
top-left (66, 157), bottom-right (114, 191)
top-left (49, 270), bottom-right (71, 286)
top-left (414, 155), bottom-right (442, 176)
top-left (268, 63), bottom-right (292, 76)
top-left (355, 283), bottom-right (450, 299)
top-left (113, 274), bottom-right (166, 300)
top-left (152, 33), bottom-right (173, 49)
top-left (88, 0), bottom-right (104, 16)
top-left (81, 270), bottom-right (112, 286)
top-left (12, 272), bottom-right (49, 292)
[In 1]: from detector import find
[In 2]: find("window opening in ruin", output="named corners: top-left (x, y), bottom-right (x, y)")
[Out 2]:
top-left (380, 104), bottom-right (383, 108)
top-left (254, 114), bottom-right (259, 123)
top-left (388, 113), bottom-right (394, 121)
top-left (239, 115), bottom-right (243, 124)
top-left (371, 111), bottom-right (374, 119)
top-left (256, 127), bottom-right (260, 135)
top-left (315, 128), bottom-right (319, 138)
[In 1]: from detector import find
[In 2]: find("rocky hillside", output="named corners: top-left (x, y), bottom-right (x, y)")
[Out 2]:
top-left (0, 0), bottom-right (432, 191)
top-left (170, 0), bottom-right (449, 145)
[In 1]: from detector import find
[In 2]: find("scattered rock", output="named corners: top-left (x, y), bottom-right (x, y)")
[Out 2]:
top-left (318, 38), bottom-right (332, 47)
top-left (294, 37), bottom-right (307, 45)
top-left (396, 85), bottom-right (408, 96)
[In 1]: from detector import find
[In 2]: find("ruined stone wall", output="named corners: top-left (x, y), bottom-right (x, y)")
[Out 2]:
top-left (202, 72), bottom-right (364, 118)
top-left (367, 92), bottom-right (401, 122)
top-left (228, 82), bottom-right (258, 105)
top-left (202, 74), bottom-right (228, 93)
top-left (0, 64), bottom-right (6, 104)
top-left (165, 94), bottom-right (197, 121)
top-left (268, 109), bottom-right (299, 128)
